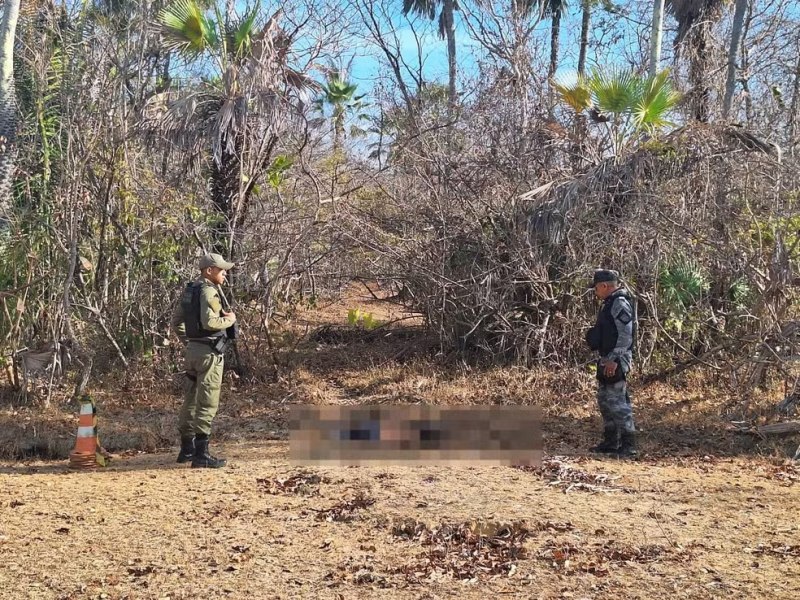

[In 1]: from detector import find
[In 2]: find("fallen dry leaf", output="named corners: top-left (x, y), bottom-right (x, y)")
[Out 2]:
top-left (390, 519), bottom-right (530, 582)
top-left (314, 491), bottom-right (376, 522)
top-left (256, 472), bottom-right (325, 496)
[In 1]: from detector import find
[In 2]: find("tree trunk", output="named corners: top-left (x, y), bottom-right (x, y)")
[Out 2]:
top-left (688, 22), bottom-right (712, 122)
top-left (0, 0), bottom-right (21, 233)
top-left (788, 51), bottom-right (800, 155)
top-left (722, 0), bottom-right (749, 118)
top-left (333, 108), bottom-right (344, 153)
top-left (442, 0), bottom-right (457, 111)
top-left (210, 141), bottom-right (240, 256)
top-left (548, 8), bottom-right (561, 79)
top-left (740, 0), bottom-right (754, 124)
top-left (649, 0), bottom-right (665, 78)
top-left (577, 0), bottom-right (591, 77)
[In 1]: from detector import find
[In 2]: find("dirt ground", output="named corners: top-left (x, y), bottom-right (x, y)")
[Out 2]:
top-left (1, 288), bottom-right (799, 599)
top-left (1, 444), bottom-right (799, 599)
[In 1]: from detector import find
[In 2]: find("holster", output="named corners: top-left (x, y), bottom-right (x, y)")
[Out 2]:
top-left (585, 326), bottom-right (601, 351)
top-left (212, 336), bottom-right (229, 355)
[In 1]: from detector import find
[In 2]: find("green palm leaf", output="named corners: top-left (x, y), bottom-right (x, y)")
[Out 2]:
top-left (589, 67), bottom-right (641, 116)
top-left (728, 277), bottom-right (752, 309)
top-left (159, 0), bottom-right (218, 56)
top-left (552, 73), bottom-right (591, 112)
top-left (658, 256), bottom-right (709, 314)
top-left (227, 7), bottom-right (259, 58)
top-left (633, 69), bottom-right (681, 130)
top-left (321, 71), bottom-right (359, 105)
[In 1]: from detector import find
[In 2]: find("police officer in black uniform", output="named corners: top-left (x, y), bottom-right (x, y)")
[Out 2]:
top-left (585, 269), bottom-right (638, 458)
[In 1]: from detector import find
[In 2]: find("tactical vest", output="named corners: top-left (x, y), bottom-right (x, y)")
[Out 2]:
top-left (587, 289), bottom-right (637, 356)
top-left (181, 281), bottom-right (225, 340)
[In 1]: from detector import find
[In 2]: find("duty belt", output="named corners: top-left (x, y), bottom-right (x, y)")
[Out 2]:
top-left (187, 338), bottom-right (223, 347)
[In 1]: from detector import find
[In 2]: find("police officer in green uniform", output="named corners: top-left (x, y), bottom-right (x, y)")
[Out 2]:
top-left (170, 253), bottom-right (237, 468)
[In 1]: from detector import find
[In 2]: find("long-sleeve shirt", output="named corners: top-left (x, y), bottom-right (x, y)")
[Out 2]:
top-left (604, 294), bottom-right (634, 372)
top-left (170, 278), bottom-right (236, 340)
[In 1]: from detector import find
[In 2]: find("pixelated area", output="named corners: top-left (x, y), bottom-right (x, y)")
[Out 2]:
top-left (289, 405), bottom-right (542, 466)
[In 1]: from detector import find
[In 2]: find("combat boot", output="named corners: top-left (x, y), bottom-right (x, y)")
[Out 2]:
top-left (617, 431), bottom-right (638, 459)
top-left (176, 436), bottom-right (195, 463)
top-left (191, 436), bottom-right (227, 469)
top-left (591, 427), bottom-right (618, 453)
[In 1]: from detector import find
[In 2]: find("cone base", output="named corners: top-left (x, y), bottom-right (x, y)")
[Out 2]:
top-left (69, 451), bottom-right (102, 470)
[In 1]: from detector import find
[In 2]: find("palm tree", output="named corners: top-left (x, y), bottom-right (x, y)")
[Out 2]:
top-left (665, 0), bottom-right (727, 122)
top-left (153, 0), bottom-right (315, 255)
top-left (543, 0), bottom-right (568, 79)
top-left (402, 0), bottom-right (458, 110)
top-left (552, 67), bottom-right (682, 158)
top-left (516, 0), bottom-right (569, 78)
top-left (649, 0), bottom-right (665, 77)
top-left (577, 0), bottom-right (591, 76)
top-left (512, 0), bottom-right (568, 85)
top-left (314, 69), bottom-right (367, 153)
top-left (0, 0), bottom-right (21, 235)
top-left (722, 0), bottom-right (749, 118)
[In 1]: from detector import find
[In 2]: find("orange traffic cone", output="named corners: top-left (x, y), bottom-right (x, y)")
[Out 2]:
top-left (69, 395), bottom-right (108, 469)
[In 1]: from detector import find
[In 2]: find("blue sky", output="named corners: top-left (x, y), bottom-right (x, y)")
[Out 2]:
top-left (339, 1), bottom-right (651, 98)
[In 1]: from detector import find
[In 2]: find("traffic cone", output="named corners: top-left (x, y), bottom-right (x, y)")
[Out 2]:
top-left (69, 395), bottom-right (108, 469)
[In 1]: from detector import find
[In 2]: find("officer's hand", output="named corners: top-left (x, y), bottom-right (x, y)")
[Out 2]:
top-left (604, 361), bottom-right (618, 377)
top-left (222, 310), bottom-right (236, 322)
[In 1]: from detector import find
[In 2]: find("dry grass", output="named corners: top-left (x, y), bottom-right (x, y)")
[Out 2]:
top-left (0, 286), bottom-right (795, 462)
top-left (1, 288), bottom-right (799, 598)
top-left (1, 442), bottom-right (799, 599)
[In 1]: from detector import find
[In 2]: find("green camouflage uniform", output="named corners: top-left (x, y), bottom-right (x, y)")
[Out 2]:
top-left (170, 279), bottom-right (236, 437)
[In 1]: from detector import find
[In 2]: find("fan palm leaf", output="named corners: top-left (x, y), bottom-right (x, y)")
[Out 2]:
top-left (226, 7), bottom-right (259, 59)
top-left (551, 73), bottom-right (591, 112)
top-left (403, 0), bottom-right (438, 21)
top-left (633, 69), bottom-right (681, 130)
top-left (589, 67), bottom-right (641, 116)
top-left (159, 0), bottom-right (218, 56)
top-left (658, 256), bottom-right (709, 313)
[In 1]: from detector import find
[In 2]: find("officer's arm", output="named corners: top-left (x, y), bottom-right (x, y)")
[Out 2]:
top-left (605, 297), bottom-right (633, 362)
top-left (170, 299), bottom-right (186, 338)
top-left (200, 287), bottom-right (236, 331)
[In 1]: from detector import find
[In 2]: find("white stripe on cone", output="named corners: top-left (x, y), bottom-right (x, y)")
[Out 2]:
top-left (77, 426), bottom-right (96, 438)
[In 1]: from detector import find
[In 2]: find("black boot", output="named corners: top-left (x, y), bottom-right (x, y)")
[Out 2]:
top-left (191, 436), bottom-right (227, 469)
top-left (618, 431), bottom-right (638, 458)
top-left (591, 426), bottom-right (619, 453)
top-left (176, 436), bottom-right (195, 464)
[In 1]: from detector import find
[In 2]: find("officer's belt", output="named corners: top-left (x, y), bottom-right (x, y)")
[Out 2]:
top-left (187, 337), bottom-right (223, 347)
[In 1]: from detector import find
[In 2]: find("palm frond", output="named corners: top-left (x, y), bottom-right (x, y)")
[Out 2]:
top-left (633, 69), bottom-right (681, 131)
top-left (552, 72), bottom-right (591, 113)
top-left (144, 89), bottom-right (223, 171)
top-left (402, 0), bottom-right (437, 20)
top-left (666, 0), bottom-right (727, 44)
top-left (159, 0), bottom-right (218, 56)
top-left (658, 256), bottom-right (709, 313)
top-left (226, 6), bottom-right (259, 59)
top-left (729, 277), bottom-right (752, 309)
top-left (210, 97), bottom-right (241, 166)
top-left (539, 0), bottom-right (569, 18)
top-left (247, 9), bottom-right (283, 64)
top-left (589, 67), bottom-right (641, 116)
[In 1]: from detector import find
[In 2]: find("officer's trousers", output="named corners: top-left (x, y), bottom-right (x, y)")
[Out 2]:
top-left (178, 341), bottom-right (224, 437)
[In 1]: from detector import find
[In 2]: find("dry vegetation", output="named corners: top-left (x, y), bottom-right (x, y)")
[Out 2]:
top-left (2, 0), bottom-right (800, 598)
top-left (1, 291), bottom-right (799, 599)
